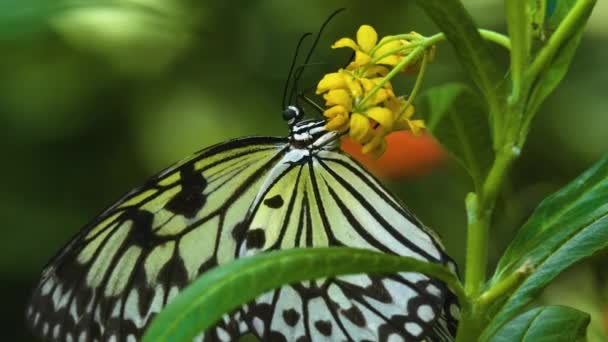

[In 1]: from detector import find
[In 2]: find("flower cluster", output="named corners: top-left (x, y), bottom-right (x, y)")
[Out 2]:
top-left (316, 25), bottom-right (429, 156)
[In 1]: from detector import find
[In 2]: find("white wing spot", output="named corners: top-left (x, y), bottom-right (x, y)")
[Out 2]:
top-left (405, 322), bottom-right (423, 336)
top-left (417, 304), bottom-right (435, 322)
top-left (34, 312), bottom-right (40, 326)
top-left (127, 334), bottom-right (137, 342)
top-left (66, 332), bottom-right (73, 342)
top-left (426, 283), bottom-right (442, 297)
top-left (450, 303), bottom-right (461, 320)
top-left (253, 317), bottom-right (265, 336)
top-left (217, 327), bottom-right (231, 341)
top-left (387, 334), bottom-right (405, 342)
top-left (53, 324), bottom-right (60, 338)
top-left (42, 322), bottom-right (49, 335)
top-left (70, 298), bottom-right (79, 322)
top-left (41, 278), bottom-right (55, 295)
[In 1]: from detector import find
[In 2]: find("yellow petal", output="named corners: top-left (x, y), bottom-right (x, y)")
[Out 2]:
top-left (362, 132), bottom-right (387, 156)
top-left (367, 106), bottom-right (395, 131)
top-left (359, 78), bottom-right (376, 93)
top-left (332, 37), bottom-right (359, 50)
top-left (349, 113), bottom-right (371, 143)
top-left (326, 113), bottom-right (349, 131)
top-left (323, 105), bottom-right (348, 118)
top-left (374, 40), bottom-right (402, 58)
top-left (376, 55), bottom-right (402, 66)
top-left (344, 74), bottom-right (363, 97)
top-left (363, 65), bottom-right (389, 77)
top-left (316, 72), bottom-right (346, 94)
top-left (408, 119), bottom-right (426, 135)
top-left (371, 88), bottom-right (391, 105)
top-left (353, 51), bottom-right (372, 67)
top-left (323, 89), bottom-right (352, 110)
top-left (356, 25), bottom-right (378, 52)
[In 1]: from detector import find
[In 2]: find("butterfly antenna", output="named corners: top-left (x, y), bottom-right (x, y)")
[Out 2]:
top-left (299, 94), bottom-right (325, 113)
top-left (289, 8), bottom-right (346, 106)
top-left (282, 32), bottom-right (312, 109)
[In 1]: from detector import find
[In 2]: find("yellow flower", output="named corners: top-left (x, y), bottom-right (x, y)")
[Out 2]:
top-left (332, 25), bottom-right (377, 68)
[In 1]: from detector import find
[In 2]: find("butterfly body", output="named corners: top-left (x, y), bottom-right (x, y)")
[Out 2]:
top-left (27, 115), bottom-right (458, 342)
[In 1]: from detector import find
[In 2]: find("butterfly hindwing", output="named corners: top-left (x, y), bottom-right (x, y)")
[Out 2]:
top-left (239, 148), bottom-right (458, 341)
top-left (27, 137), bottom-right (289, 342)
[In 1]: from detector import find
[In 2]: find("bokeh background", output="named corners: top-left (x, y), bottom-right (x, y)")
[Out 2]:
top-left (1, 0), bottom-right (607, 340)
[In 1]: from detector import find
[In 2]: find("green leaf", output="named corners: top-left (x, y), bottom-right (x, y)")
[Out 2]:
top-left (414, 0), bottom-right (505, 147)
top-left (488, 306), bottom-right (590, 342)
top-left (419, 83), bottom-right (494, 191)
top-left (482, 154), bottom-right (608, 339)
top-left (520, 0), bottom-right (595, 143)
top-left (143, 247), bottom-right (463, 342)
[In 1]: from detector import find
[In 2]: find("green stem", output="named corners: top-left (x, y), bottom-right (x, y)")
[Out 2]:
top-left (505, 0), bottom-right (531, 101)
top-left (356, 46), bottom-right (426, 110)
top-left (464, 147), bottom-right (515, 297)
top-left (398, 52), bottom-right (429, 118)
top-left (477, 260), bottom-right (533, 308)
top-left (526, 0), bottom-right (597, 83)
top-left (425, 29), bottom-right (511, 50)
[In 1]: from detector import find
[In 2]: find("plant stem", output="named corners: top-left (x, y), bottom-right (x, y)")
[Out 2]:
top-left (504, 0), bottom-right (531, 101)
top-left (477, 260), bottom-right (533, 308)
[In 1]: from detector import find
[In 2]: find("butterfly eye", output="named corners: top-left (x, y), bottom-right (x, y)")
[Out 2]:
top-left (282, 105), bottom-right (301, 124)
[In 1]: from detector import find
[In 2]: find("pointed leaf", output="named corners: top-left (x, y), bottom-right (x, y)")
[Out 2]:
top-left (419, 83), bottom-right (493, 191)
top-left (483, 154), bottom-right (608, 339)
top-left (414, 0), bottom-right (504, 122)
top-left (143, 247), bottom-right (462, 342)
top-left (488, 306), bottom-right (590, 342)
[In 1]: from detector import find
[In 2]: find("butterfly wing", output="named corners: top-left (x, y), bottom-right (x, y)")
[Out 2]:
top-left (238, 148), bottom-right (460, 341)
top-left (26, 137), bottom-right (290, 342)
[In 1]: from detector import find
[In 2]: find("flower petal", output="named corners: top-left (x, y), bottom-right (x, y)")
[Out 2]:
top-left (356, 25), bottom-right (378, 52)
top-left (349, 113), bottom-right (372, 143)
top-left (323, 105), bottom-right (348, 118)
top-left (323, 89), bottom-right (352, 109)
top-left (332, 37), bottom-right (359, 50)
top-left (374, 39), bottom-right (402, 58)
top-left (367, 106), bottom-right (395, 131)
top-left (344, 74), bottom-right (363, 97)
top-left (316, 72), bottom-right (347, 94)
top-left (353, 51), bottom-right (372, 67)
top-left (362, 132), bottom-right (387, 156)
top-left (408, 120), bottom-right (426, 135)
top-left (363, 65), bottom-right (389, 77)
top-left (376, 55), bottom-right (402, 66)
top-left (326, 113), bottom-right (349, 131)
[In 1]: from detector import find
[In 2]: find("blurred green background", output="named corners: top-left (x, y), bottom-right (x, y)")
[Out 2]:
top-left (1, 0), bottom-right (607, 340)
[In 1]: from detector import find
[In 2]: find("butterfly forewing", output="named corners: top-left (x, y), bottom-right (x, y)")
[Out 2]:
top-left (27, 137), bottom-right (289, 342)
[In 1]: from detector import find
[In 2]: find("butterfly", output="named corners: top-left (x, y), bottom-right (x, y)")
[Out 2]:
top-left (26, 11), bottom-right (459, 342)
top-left (26, 104), bottom-right (459, 342)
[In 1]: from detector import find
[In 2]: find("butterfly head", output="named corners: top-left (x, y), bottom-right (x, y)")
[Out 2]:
top-left (282, 105), bottom-right (303, 126)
